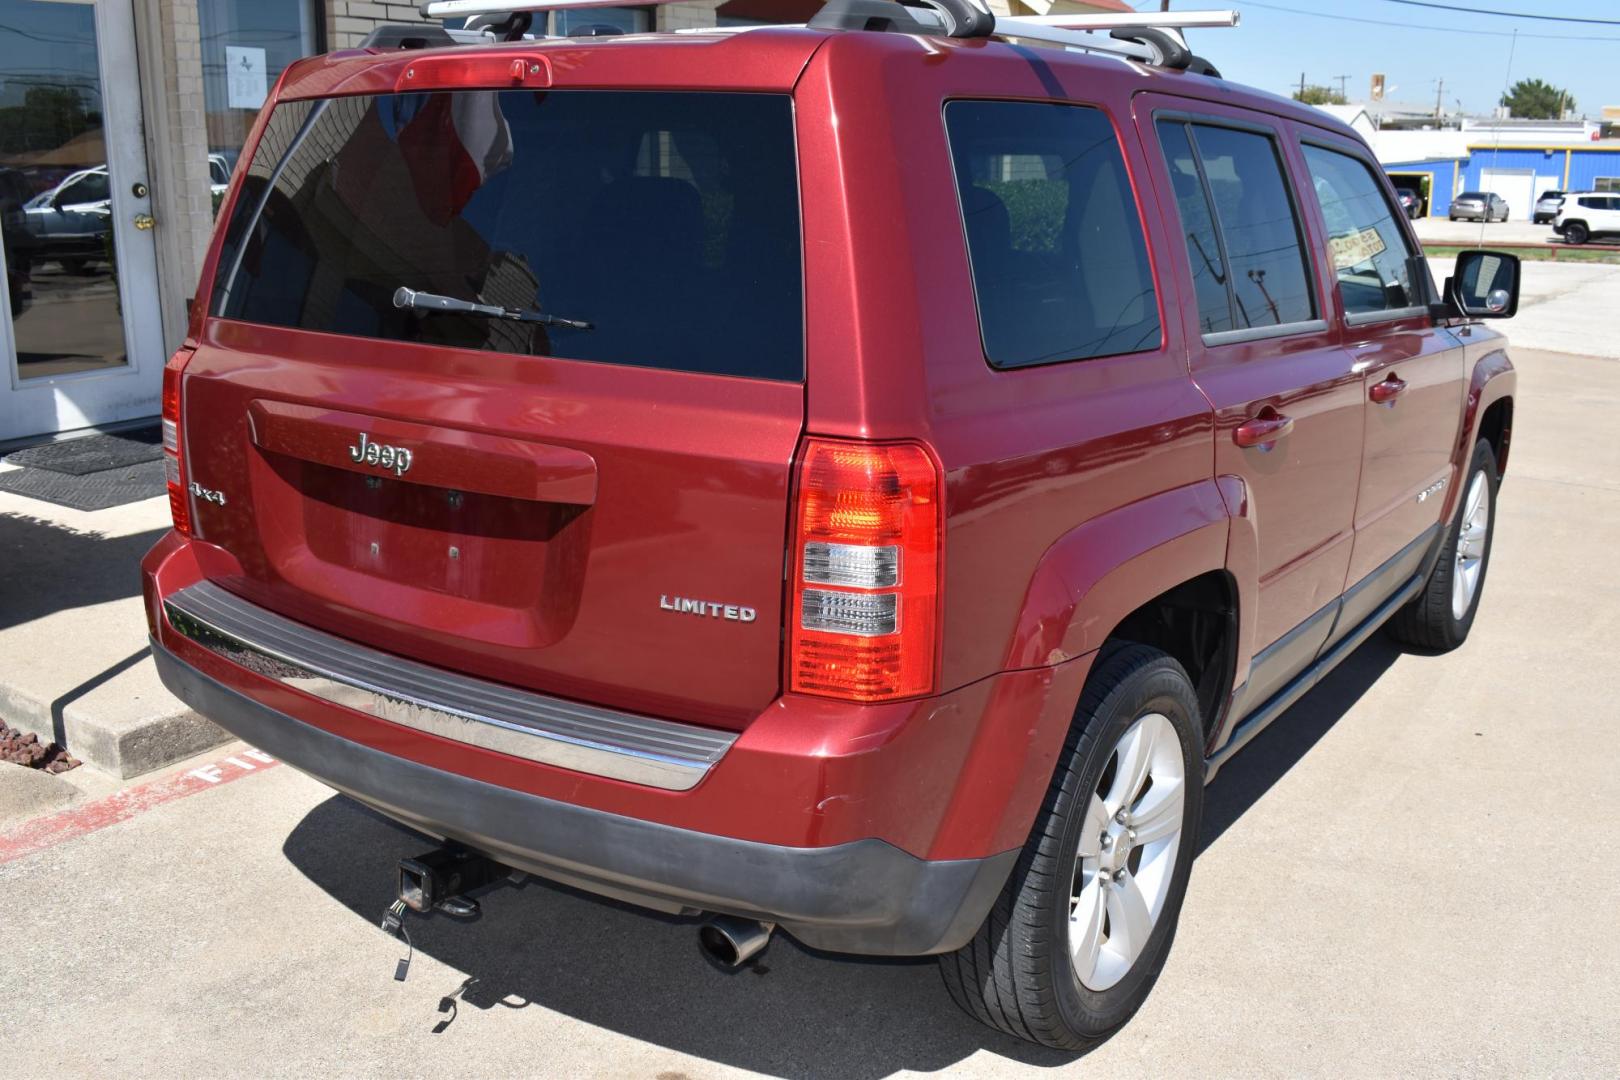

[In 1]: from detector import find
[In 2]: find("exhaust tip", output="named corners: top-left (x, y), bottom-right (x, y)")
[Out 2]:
top-left (698, 916), bottom-right (774, 969)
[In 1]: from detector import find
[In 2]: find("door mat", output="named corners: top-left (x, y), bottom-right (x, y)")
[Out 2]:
top-left (2, 424), bottom-right (164, 475)
top-left (0, 459), bottom-right (167, 511)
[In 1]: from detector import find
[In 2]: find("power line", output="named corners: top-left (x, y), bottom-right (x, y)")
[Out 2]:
top-left (1240, 1), bottom-right (1620, 42)
top-left (1379, 0), bottom-right (1620, 25)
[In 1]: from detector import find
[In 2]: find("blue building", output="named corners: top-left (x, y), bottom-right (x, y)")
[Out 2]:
top-left (1383, 144), bottom-right (1620, 219)
top-left (1383, 158), bottom-right (1466, 218)
top-left (1459, 145), bottom-right (1620, 218)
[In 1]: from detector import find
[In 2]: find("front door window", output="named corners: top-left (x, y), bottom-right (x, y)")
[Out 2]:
top-left (0, 0), bottom-right (126, 381)
top-left (0, 0), bottom-right (163, 441)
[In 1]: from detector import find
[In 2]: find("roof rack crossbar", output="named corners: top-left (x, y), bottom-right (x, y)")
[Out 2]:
top-left (994, 11), bottom-right (1237, 71)
top-left (1000, 11), bottom-right (1240, 34)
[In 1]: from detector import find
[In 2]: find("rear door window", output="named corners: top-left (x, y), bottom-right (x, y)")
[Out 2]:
top-left (1155, 119), bottom-right (1317, 340)
top-left (1300, 144), bottom-right (1422, 318)
top-left (945, 100), bottom-right (1161, 369)
top-left (212, 91), bottom-right (804, 381)
top-left (1156, 121), bottom-right (1236, 335)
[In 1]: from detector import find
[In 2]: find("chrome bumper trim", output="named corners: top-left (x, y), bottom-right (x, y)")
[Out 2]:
top-left (162, 581), bottom-right (735, 791)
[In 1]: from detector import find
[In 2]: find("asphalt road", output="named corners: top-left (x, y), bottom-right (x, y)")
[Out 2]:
top-left (3, 282), bottom-right (1618, 1076)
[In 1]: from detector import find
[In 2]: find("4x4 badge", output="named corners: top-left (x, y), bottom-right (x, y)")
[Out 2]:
top-left (349, 433), bottom-right (413, 477)
top-left (188, 481), bottom-right (226, 506)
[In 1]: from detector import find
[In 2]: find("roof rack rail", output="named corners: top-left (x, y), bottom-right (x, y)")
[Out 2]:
top-left (422, 0), bottom-right (680, 18)
top-left (405, 1), bottom-right (1238, 73)
top-left (422, 0), bottom-right (992, 36)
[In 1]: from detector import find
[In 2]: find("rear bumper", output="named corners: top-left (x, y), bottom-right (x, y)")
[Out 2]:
top-left (144, 533), bottom-right (1092, 955)
top-left (153, 641), bottom-right (1014, 954)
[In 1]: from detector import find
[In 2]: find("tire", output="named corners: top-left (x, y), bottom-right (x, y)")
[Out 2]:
top-left (1565, 222), bottom-right (1589, 245)
top-left (1449, 214), bottom-right (1457, 221)
top-left (939, 645), bottom-right (1203, 1050)
top-left (1387, 439), bottom-right (1498, 652)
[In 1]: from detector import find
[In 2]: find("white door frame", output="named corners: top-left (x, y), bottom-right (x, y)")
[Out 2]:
top-left (0, 0), bottom-right (166, 442)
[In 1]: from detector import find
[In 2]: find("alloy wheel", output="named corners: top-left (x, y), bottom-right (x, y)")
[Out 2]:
top-left (1070, 712), bottom-right (1186, 992)
top-left (1451, 470), bottom-right (1490, 621)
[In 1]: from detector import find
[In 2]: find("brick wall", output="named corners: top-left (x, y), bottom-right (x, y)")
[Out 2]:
top-left (656, 2), bottom-right (722, 30)
top-left (327, 1), bottom-right (436, 50)
top-left (134, 0), bottom-right (218, 354)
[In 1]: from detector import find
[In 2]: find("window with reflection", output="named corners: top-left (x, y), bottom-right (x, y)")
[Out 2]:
top-left (946, 100), bottom-right (1162, 369)
top-left (198, 0), bottom-right (317, 178)
top-left (1155, 120), bottom-right (1317, 335)
top-left (1302, 144), bottom-right (1421, 316)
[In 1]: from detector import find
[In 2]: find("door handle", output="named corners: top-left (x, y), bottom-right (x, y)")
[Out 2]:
top-left (133, 214), bottom-right (155, 231)
top-left (1369, 375), bottom-right (1408, 405)
top-left (1233, 409), bottom-right (1294, 450)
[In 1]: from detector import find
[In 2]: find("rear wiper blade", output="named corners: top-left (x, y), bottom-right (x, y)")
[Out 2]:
top-left (393, 287), bottom-right (593, 331)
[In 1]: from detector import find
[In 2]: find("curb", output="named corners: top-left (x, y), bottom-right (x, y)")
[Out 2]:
top-left (0, 652), bottom-right (231, 780)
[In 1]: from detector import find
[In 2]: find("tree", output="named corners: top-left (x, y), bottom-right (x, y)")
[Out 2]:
top-left (0, 85), bottom-right (96, 157)
top-left (1293, 85), bottom-right (1348, 106)
top-left (1500, 78), bottom-right (1574, 120)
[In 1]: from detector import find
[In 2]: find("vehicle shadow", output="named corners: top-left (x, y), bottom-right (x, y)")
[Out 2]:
top-left (1199, 634), bottom-right (1403, 854)
top-left (280, 633), bottom-right (1405, 1077)
top-left (282, 797), bottom-right (1071, 1077)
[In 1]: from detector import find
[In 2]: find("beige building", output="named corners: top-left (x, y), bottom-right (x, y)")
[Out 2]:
top-left (0, 0), bottom-right (1127, 443)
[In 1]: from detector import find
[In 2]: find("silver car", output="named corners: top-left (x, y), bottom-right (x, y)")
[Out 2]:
top-left (1534, 190), bottom-right (1565, 224)
top-left (1450, 191), bottom-right (1509, 222)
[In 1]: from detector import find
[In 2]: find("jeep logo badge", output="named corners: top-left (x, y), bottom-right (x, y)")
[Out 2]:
top-left (349, 432), bottom-right (413, 477)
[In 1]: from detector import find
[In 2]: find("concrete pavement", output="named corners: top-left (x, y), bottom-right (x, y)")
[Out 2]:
top-left (1413, 215), bottom-right (1560, 247)
top-left (2, 274), bottom-right (1618, 1077)
top-left (0, 482), bottom-right (227, 777)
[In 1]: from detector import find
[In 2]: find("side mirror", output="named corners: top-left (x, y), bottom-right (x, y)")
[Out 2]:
top-left (1443, 249), bottom-right (1520, 320)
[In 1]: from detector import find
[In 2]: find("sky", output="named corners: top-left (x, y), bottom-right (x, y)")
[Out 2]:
top-left (1163, 0), bottom-right (1620, 118)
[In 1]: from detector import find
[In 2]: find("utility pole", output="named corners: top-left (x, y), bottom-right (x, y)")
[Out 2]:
top-left (1299, 71), bottom-right (1307, 100)
top-left (1161, 0), bottom-right (1171, 10)
top-left (1434, 77), bottom-right (1445, 123)
top-left (1334, 74), bottom-right (1349, 101)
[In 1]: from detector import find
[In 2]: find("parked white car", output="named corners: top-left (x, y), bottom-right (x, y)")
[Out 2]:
top-left (1555, 192), bottom-right (1620, 245)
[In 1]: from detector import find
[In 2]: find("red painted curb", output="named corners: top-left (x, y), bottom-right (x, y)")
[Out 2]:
top-left (0, 749), bottom-right (281, 865)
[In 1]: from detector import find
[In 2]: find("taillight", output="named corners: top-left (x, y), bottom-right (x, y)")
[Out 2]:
top-left (162, 350), bottom-right (193, 536)
top-left (789, 439), bottom-right (942, 702)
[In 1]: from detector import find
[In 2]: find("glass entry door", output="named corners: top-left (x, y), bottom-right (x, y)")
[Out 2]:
top-left (0, 0), bottom-right (165, 441)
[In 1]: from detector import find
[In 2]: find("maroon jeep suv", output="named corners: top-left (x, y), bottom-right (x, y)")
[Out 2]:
top-left (143, 0), bottom-right (1519, 1049)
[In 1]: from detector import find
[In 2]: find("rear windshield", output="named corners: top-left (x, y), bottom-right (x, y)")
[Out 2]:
top-left (1457, 192), bottom-right (1485, 199)
top-left (211, 91), bottom-right (804, 381)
